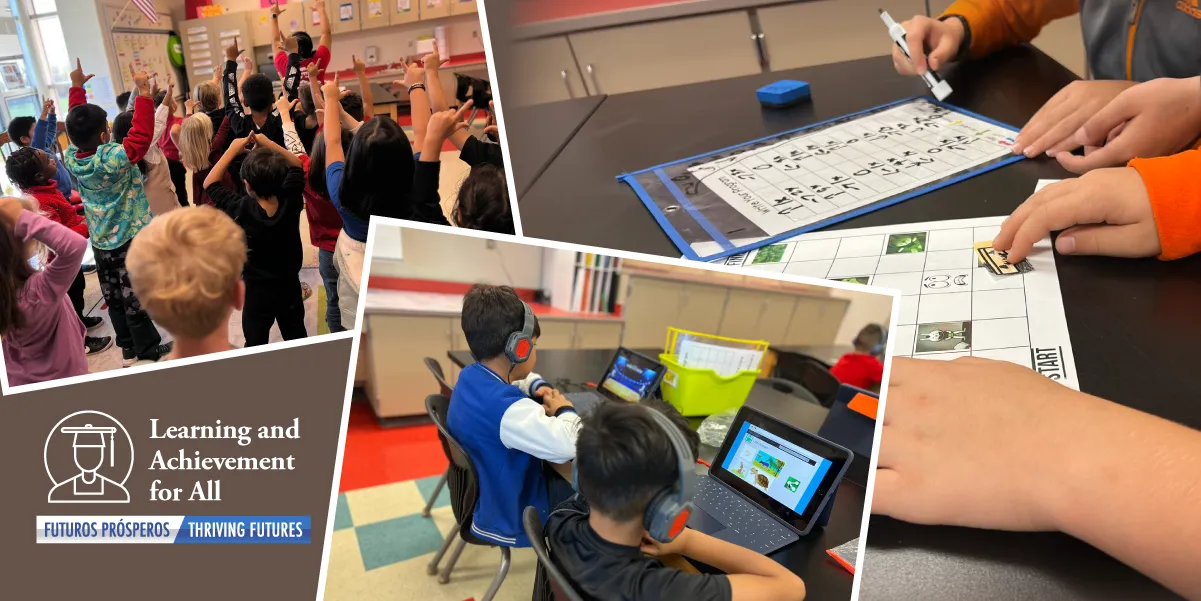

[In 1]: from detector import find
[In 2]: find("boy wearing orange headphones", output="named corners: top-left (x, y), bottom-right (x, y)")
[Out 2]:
top-left (447, 284), bottom-right (578, 548)
top-left (547, 401), bottom-right (806, 601)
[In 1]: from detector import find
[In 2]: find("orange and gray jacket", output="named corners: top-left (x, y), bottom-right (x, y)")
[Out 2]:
top-left (942, 0), bottom-right (1201, 81)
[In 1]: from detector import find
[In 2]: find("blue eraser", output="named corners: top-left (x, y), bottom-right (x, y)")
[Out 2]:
top-left (757, 80), bottom-right (811, 108)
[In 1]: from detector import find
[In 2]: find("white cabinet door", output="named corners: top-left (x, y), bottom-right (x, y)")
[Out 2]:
top-left (574, 321), bottom-right (624, 349)
top-left (620, 277), bottom-right (683, 349)
top-left (366, 315), bottom-right (453, 417)
top-left (506, 37), bottom-right (588, 107)
top-left (760, 0), bottom-right (926, 71)
top-left (569, 12), bottom-right (761, 95)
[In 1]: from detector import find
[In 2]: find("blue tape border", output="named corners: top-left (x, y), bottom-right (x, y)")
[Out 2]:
top-left (617, 96), bottom-right (1025, 262)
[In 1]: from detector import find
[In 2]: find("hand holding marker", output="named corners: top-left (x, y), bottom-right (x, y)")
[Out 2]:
top-left (880, 9), bottom-right (952, 101)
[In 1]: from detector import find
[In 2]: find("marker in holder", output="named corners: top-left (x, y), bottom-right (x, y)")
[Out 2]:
top-left (880, 9), bottom-right (953, 101)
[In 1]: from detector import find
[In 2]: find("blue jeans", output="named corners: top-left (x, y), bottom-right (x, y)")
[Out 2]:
top-left (318, 249), bottom-right (345, 333)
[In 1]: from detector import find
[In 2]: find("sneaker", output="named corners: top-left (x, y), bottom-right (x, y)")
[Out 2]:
top-left (85, 336), bottom-right (113, 356)
top-left (137, 341), bottom-right (175, 362)
top-left (301, 281), bottom-right (312, 301)
top-left (121, 347), bottom-right (137, 367)
top-left (82, 263), bottom-right (97, 275)
top-left (82, 315), bottom-right (104, 330)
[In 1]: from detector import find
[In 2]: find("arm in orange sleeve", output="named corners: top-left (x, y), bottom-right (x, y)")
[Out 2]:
top-left (942, 0), bottom-right (1079, 60)
top-left (1129, 150), bottom-right (1201, 261)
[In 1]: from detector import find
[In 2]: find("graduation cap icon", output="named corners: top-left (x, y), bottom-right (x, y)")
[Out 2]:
top-left (60, 424), bottom-right (118, 468)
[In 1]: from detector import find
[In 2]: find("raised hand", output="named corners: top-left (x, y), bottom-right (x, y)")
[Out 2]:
top-left (484, 99), bottom-right (498, 136)
top-left (423, 41), bottom-right (451, 71)
top-left (395, 57), bottom-right (425, 89)
top-left (185, 98), bottom-right (199, 114)
top-left (306, 60), bottom-right (322, 82)
top-left (352, 54), bottom-right (366, 74)
top-left (427, 100), bottom-right (473, 143)
top-left (269, 0), bottom-right (285, 16)
top-left (321, 73), bottom-right (342, 103)
top-left (225, 38), bottom-right (243, 62)
top-left (71, 58), bottom-right (95, 88)
top-left (275, 93), bottom-right (298, 120)
top-left (130, 64), bottom-right (152, 97)
top-left (40, 97), bottom-right (53, 119)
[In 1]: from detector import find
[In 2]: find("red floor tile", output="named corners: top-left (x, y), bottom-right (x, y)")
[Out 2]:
top-left (338, 396), bottom-right (449, 492)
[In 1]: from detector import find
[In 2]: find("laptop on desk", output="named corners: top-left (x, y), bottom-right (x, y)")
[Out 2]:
top-left (563, 347), bottom-right (666, 415)
top-left (687, 406), bottom-right (853, 555)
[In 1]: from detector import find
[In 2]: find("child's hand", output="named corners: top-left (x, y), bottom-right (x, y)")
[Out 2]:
top-left (280, 31), bottom-right (299, 54)
top-left (1056, 76), bottom-right (1201, 174)
top-left (150, 77), bottom-right (161, 101)
top-left (269, 0), bottom-right (285, 16)
top-left (70, 58), bottom-right (94, 88)
top-left (238, 55), bottom-right (255, 73)
top-left (275, 94), bottom-right (298, 121)
top-left (352, 54), bottom-right (366, 74)
top-left (484, 100), bottom-right (498, 137)
top-left (640, 528), bottom-right (692, 557)
top-left (0, 197), bottom-right (24, 227)
top-left (540, 387), bottom-right (573, 417)
top-left (396, 57), bottom-right (425, 88)
top-left (185, 98), bottom-right (199, 114)
top-left (322, 74), bottom-right (342, 103)
top-left (231, 135), bottom-right (255, 154)
top-left (427, 100), bottom-right (472, 142)
top-left (225, 39), bottom-right (243, 62)
top-left (423, 41), bottom-right (451, 72)
top-left (1015, 80), bottom-right (1137, 158)
top-left (40, 97), bottom-right (52, 119)
top-left (993, 167), bottom-right (1160, 262)
top-left (130, 65), bottom-right (152, 98)
top-left (306, 60), bottom-right (322, 82)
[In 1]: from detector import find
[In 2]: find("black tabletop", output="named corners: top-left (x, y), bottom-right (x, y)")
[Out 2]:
top-left (506, 95), bottom-right (607, 198)
top-left (502, 45), bottom-right (1201, 599)
top-left (449, 348), bottom-right (861, 601)
top-left (773, 345), bottom-right (855, 367)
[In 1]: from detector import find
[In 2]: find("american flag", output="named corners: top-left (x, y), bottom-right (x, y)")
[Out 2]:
top-left (131, 0), bottom-right (159, 24)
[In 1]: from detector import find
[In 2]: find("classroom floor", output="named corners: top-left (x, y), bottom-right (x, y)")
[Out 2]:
top-left (324, 394), bottom-right (539, 601)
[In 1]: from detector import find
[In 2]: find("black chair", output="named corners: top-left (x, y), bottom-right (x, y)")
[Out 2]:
top-left (755, 377), bottom-right (821, 405)
top-left (523, 506), bottom-right (587, 601)
top-left (425, 394), bottom-right (511, 601)
top-left (421, 358), bottom-right (454, 519)
top-left (774, 352), bottom-right (841, 407)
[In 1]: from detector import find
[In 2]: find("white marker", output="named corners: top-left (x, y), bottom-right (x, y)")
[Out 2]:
top-left (880, 9), bottom-right (953, 101)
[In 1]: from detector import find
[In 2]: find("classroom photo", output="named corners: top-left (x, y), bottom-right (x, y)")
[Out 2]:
top-left (483, 0), bottom-right (1201, 599)
top-left (326, 221), bottom-right (899, 601)
top-left (0, 0), bottom-right (508, 391)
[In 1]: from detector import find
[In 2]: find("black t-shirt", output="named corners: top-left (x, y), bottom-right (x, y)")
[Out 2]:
top-left (206, 166), bottom-right (306, 282)
top-left (545, 497), bottom-right (732, 601)
top-left (459, 135), bottom-right (504, 170)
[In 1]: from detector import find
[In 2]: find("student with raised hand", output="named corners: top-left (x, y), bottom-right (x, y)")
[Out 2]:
top-left (270, 0), bottom-right (331, 86)
top-left (891, 2), bottom-right (1201, 159)
top-left (873, 357), bottom-right (1201, 600)
top-left (423, 41), bottom-right (502, 168)
top-left (28, 97), bottom-right (77, 200)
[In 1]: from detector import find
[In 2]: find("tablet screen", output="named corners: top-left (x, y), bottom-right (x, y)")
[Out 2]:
top-left (599, 348), bottom-right (665, 402)
top-left (711, 407), bottom-right (852, 532)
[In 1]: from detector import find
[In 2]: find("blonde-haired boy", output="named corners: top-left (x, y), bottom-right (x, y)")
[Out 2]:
top-left (127, 206), bottom-right (246, 359)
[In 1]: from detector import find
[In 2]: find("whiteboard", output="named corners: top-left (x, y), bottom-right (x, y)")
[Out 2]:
top-left (373, 226), bottom-right (404, 260)
top-left (111, 31), bottom-right (182, 101)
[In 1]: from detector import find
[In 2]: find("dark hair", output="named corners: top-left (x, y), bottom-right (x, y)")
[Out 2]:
top-left (577, 402), bottom-right (690, 522)
top-left (854, 324), bottom-right (885, 352)
top-left (153, 90), bottom-right (167, 107)
top-left (298, 83), bottom-right (315, 115)
top-left (339, 118), bottom-right (413, 220)
top-left (65, 103), bottom-right (109, 151)
top-left (453, 165), bottom-right (513, 234)
top-left (307, 126), bottom-right (352, 198)
top-left (5, 147), bottom-right (52, 190)
top-left (110, 111), bottom-right (148, 175)
top-left (339, 92), bottom-right (364, 121)
top-left (7, 116), bottom-right (35, 147)
top-left (116, 91), bottom-right (132, 112)
top-left (461, 284), bottom-right (540, 361)
top-left (241, 74), bottom-right (274, 112)
top-left (0, 219), bottom-right (34, 336)
top-left (292, 31), bottom-right (314, 59)
top-left (241, 148), bottom-right (291, 198)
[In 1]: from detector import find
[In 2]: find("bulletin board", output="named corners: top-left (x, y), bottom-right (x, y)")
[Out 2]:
top-left (111, 31), bottom-right (182, 99)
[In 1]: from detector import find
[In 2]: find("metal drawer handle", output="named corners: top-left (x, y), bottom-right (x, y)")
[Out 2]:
top-left (561, 69), bottom-right (575, 98)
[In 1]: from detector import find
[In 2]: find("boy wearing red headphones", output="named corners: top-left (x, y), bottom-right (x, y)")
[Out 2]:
top-left (546, 401), bottom-right (806, 601)
top-left (830, 324), bottom-right (887, 393)
top-left (447, 285), bottom-right (578, 548)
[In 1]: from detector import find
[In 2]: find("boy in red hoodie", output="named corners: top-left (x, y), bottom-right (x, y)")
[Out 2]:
top-left (830, 323), bottom-right (886, 392)
top-left (6, 146), bottom-right (113, 356)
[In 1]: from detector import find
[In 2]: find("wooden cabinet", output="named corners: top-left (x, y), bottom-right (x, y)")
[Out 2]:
top-left (758, 293), bottom-right (799, 344)
top-left (759, 0), bottom-right (925, 71)
top-left (388, 0), bottom-right (420, 25)
top-left (505, 37), bottom-right (587, 107)
top-left (250, 8), bottom-right (308, 48)
top-left (676, 284), bottom-right (727, 335)
top-left (360, 0), bottom-right (392, 30)
top-left (784, 296), bottom-right (848, 346)
top-left (568, 12), bottom-right (761, 95)
top-left (328, 0), bottom-right (361, 34)
top-left (450, 0), bottom-right (477, 16)
top-left (621, 277), bottom-right (686, 349)
top-left (574, 321), bottom-right (623, 350)
top-left (364, 314), bottom-right (454, 417)
top-left (419, 0), bottom-right (452, 20)
top-left (718, 289), bottom-right (764, 341)
top-left (537, 321), bottom-right (576, 349)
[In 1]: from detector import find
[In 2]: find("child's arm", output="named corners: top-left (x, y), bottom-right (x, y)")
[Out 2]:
top-left (322, 77), bottom-right (345, 168)
top-left (203, 135), bottom-right (253, 191)
top-left (420, 101), bottom-right (472, 164)
top-left (315, 0), bottom-right (332, 52)
top-left (423, 43), bottom-right (472, 150)
top-left (67, 59), bottom-right (94, 113)
top-left (252, 132), bottom-right (302, 169)
top-left (275, 95), bottom-right (306, 156)
top-left (32, 97), bottom-right (51, 151)
top-left (642, 529), bottom-right (806, 601)
top-left (1, 201), bottom-right (87, 300)
top-left (307, 62), bottom-right (326, 110)
top-left (282, 52), bottom-right (302, 102)
top-left (395, 58), bottom-right (429, 152)
top-left (237, 56), bottom-right (254, 105)
top-left (122, 67), bottom-right (156, 164)
top-left (338, 109), bottom-right (361, 132)
top-left (269, 0), bottom-right (286, 55)
top-left (352, 54), bottom-right (374, 119)
top-left (498, 398), bottom-right (581, 464)
top-left (151, 83), bottom-right (172, 152)
top-left (223, 41), bottom-right (247, 121)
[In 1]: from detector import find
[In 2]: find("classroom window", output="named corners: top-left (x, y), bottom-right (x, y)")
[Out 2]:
top-left (25, 0), bottom-right (71, 112)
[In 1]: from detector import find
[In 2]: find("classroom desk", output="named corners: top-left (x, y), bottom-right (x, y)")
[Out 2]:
top-left (447, 348), bottom-right (860, 601)
top-left (506, 95), bottom-right (607, 198)
top-left (509, 45), bottom-right (1200, 599)
top-left (773, 345), bottom-right (854, 368)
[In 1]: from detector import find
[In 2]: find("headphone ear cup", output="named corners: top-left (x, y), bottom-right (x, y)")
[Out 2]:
top-left (645, 491), bottom-right (691, 543)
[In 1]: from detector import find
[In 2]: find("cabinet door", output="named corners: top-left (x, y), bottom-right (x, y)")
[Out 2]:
top-left (506, 37), bottom-right (587, 107)
top-left (760, 0), bottom-right (926, 71)
top-left (355, 331), bottom-right (371, 385)
top-left (360, 0), bottom-right (392, 30)
top-left (756, 293), bottom-right (798, 345)
top-left (718, 289), bottom-right (765, 341)
top-left (537, 321), bottom-right (576, 350)
top-left (328, 0), bottom-right (362, 33)
top-left (251, 8), bottom-right (304, 47)
top-left (419, 0), bottom-right (452, 20)
top-left (366, 315), bottom-right (453, 417)
top-left (568, 12), bottom-right (761, 95)
top-left (450, 0), bottom-right (477, 15)
top-left (784, 297), bottom-right (849, 346)
top-left (575, 321), bottom-right (623, 350)
top-left (677, 284), bottom-right (728, 337)
top-left (388, 0), bottom-right (419, 24)
top-left (620, 277), bottom-right (683, 349)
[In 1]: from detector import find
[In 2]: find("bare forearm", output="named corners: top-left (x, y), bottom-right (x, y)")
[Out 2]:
top-left (256, 136), bottom-right (303, 168)
top-left (1050, 400), bottom-right (1201, 599)
top-left (427, 68), bottom-right (448, 112)
top-left (410, 88), bottom-right (430, 152)
top-left (357, 72), bottom-right (374, 119)
top-left (683, 531), bottom-right (797, 581)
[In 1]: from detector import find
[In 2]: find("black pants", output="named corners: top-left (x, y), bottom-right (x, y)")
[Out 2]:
top-left (94, 241), bottom-right (162, 356)
top-left (68, 267), bottom-right (86, 320)
top-left (242, 278), bottom-right (307, 347)
top-left (167, 158), bottom-right (189, 207)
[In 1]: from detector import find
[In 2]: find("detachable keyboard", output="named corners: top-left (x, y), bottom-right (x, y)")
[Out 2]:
top-left (689, 476), bottom-right (800, 555)
top-left (563, 391), bottom-right (605, 415)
